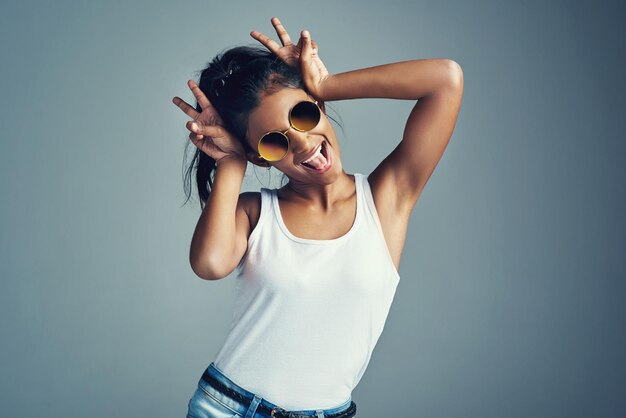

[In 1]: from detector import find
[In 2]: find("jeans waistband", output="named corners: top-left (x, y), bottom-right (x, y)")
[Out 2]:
top-left (200, 362), bottom-right (357, 418)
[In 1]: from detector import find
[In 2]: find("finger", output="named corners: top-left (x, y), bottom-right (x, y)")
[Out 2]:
top-left (186, 120), bottom-right (225, 138)
top-left (188, 133), bottom-right (209, 152)
top-left (270, 17), bottom-right (293, 46)
top-left (250, 30), bottom-right (282, 55)
top-left (187, 79), bottom-right (213, 111)
top-left (189, 131), bottom-right (204, 141)
top-left (300, 30), bottom-right (313, 65)
top-left (172, 96), bottom-right (199, 120)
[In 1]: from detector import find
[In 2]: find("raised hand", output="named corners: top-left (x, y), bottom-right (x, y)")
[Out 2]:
top-left (250, 17), bottom-right (331, 101)
top-left (172, 80), bottom-right (247, 164)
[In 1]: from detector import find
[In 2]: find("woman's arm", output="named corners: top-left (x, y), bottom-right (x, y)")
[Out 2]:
top-left (319, 57), bottom-right (464, 213)
top-left (189, 157), bottom-right (249, 280)
top-left (320, 58), bottom-right (461, 101)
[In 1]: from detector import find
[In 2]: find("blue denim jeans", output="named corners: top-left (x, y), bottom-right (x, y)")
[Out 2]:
top-left (186, 362), bottom-right (357, 418)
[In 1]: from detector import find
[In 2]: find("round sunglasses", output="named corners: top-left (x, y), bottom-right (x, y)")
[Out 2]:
top-left (257, 100), bottom-right (322, 162)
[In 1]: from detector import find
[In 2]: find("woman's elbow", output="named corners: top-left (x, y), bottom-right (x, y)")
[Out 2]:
top-left (444, 60), bottom-right (464, 89)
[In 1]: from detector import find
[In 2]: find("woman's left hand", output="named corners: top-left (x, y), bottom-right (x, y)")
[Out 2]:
top-left (250, 17), bottom-right (331, 101)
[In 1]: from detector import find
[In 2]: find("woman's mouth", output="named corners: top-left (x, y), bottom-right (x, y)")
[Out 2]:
top-left (300, 140), bottom-right (332, 174)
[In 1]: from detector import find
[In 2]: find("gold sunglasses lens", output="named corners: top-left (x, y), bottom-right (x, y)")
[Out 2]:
top-left (258, 132), bottom-right (289, 161)
top-left (289, 101), bottom-right (321, 132)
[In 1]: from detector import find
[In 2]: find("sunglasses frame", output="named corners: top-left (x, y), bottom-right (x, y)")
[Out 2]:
top-left (257, 100), bottom-right (321, 162)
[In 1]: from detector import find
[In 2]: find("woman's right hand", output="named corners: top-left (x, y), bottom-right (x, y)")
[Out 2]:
top-left (172, 80), bottom-right (247, 164)
top-left (250, 17), bottom-right (330, 101)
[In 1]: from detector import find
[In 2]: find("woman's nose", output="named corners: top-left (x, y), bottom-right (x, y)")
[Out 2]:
top-left (288, 130), bottom-right (317, 156)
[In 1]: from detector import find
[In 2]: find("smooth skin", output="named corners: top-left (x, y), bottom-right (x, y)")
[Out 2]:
top-left (172, 17), bottom-right (464, 280)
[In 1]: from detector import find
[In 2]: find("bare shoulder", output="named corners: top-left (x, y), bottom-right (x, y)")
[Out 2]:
top-left (238, 191), bottom-right (262, 237)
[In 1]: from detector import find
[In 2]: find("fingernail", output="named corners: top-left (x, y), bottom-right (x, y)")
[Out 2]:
top-left (191, 123), bottom-right (197, 130)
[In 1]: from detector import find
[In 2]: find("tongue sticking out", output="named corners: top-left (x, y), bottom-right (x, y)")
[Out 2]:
top-left (303, 153), bottom-right (328, 170)
top-left (302, 146), bottom-right (328, 170)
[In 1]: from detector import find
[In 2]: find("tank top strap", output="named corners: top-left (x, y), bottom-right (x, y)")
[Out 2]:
top-left (354, 172), bottom-right (364, 194)
top-left (354, 173), bottom-right (369, 214)
top-left (356, 172), bottom-right (400, 281)
top-left (357, 172), bottom-right (386, 238)
top-left (249, 188), bottom-right (272, 244)
top-left (234, 188), bottom-right (273, 272)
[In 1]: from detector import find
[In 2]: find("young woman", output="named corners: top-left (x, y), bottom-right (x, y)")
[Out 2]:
top-left (173, 17), bottom-right (463, 418)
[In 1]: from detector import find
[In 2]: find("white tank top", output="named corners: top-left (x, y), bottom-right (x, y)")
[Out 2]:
top-left (213, 172), bottom-right (400, 410)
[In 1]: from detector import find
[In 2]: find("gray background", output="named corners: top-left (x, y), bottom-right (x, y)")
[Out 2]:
top-left (1, 1), bottom-right (624, 417)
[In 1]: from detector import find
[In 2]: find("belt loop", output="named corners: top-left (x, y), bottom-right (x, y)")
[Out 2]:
top-left (244, 394), bottom-right (262, 418)
top-left (315, 410), bottom-right (324, 418)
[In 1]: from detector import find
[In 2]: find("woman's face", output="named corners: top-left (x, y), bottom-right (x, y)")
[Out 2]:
top-left (246, 87), bottom-right (343, 183)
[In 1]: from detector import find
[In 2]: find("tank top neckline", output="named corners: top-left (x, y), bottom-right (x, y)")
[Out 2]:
top-left (270, 173), bottom-right (362, 245)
